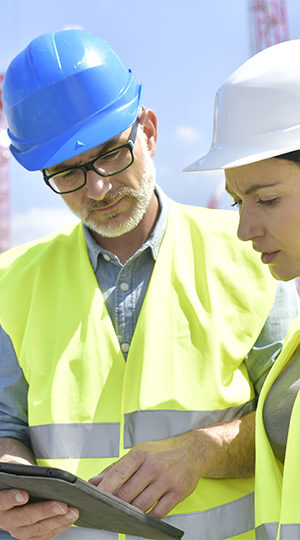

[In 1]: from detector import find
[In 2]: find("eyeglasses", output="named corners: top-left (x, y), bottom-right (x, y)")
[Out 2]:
top-left (43, 119), bottom-right (139, 194)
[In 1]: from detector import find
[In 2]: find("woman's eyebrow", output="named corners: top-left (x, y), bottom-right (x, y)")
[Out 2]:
top-left (225, 182), bottom-right (280, 196)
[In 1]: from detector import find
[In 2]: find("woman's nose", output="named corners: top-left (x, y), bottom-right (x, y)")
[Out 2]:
top-left (237, 206), bottom-right (265, 242)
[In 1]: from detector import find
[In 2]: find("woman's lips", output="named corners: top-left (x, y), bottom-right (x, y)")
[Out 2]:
top-left (261, 251), bottom-right (280, 264)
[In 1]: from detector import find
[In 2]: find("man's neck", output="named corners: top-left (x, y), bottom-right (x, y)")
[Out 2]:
top-left (89, 192), bottom-right (160, 264)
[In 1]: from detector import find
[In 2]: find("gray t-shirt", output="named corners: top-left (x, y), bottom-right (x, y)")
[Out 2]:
top-left (263, 349), bottom-right (300, 463)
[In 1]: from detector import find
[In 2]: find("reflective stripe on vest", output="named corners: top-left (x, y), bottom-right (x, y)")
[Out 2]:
top-left (256, 523), bottom-right (300, 540)
top-left (280, 524), bottom-right (300, 539)
top-left (57, 527), bottom-right (119, 539)
top-left (165, 493), bottom-right (254, 540)
top-left (29, 423), bottom-right (120, 459)
top-left (124, 401), bottom-right (256, 447)
top-left (255, 523), bottom-right (278, 540)
top-left (30, 401), bottom-right (256, 459)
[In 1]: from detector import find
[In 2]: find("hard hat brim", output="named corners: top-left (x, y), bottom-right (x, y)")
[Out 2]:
top-left (184, 124), bottom-right (300, 172)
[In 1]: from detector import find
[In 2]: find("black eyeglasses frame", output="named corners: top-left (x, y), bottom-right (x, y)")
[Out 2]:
top-left (42, 118), bottom-right (140, 194)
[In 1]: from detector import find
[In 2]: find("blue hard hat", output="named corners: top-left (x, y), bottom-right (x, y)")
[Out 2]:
top-left (3, 30), bottom-right (143, 171)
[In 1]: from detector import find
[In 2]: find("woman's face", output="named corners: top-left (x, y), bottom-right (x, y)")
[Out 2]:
top-left (225, 157), bottom-right (300, 281)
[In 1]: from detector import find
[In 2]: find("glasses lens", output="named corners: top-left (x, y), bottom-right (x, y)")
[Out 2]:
top-left (94, 146), bottom-right (133, 175)
top-left (49, 169), bottom-right (85, 193)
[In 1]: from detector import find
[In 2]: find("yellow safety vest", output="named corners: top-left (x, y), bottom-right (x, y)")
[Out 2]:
top-left (255, 315), bottom-right (300, 540)
top-left (0, 203), bottom-right (276, 540)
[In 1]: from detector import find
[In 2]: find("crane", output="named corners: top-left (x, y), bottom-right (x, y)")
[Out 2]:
top-left (207, 0), bottom-right (290, 209)
top-left (248, 0), bottom-right (289, 54)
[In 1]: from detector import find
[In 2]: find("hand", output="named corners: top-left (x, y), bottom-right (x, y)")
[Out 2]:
top-left (0, 488), bottom-right (79, 539)
top-left (89, 431), bottom-right (203, 519)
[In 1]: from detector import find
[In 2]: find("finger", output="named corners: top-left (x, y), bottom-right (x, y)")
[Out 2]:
top-left (0, 489), bottom-right (29, 511)
top-left (126, 477), bottom-right (167, 513)
top-left (89, 474), bottom-right (104, 485)
top-left (149, 492), bottom-right (180, 520)
top-left (97, 452), bottom-right (142, 494)
top-left (13, 507), bottom-right (79, 539)
top-left (114, 465), bottom-right (156, 504)
top-left (30, 515), bottom-right (79, 540)
top-left (8, 501), bottom-right (71, 526)
top-left (89, 464), bottom-right (115, 484)
top-left (89, 461), bottom-right (128, 486)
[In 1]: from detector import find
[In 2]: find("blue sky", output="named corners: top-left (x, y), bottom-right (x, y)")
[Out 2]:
top-left (1, 0), bottom-right (300, 245)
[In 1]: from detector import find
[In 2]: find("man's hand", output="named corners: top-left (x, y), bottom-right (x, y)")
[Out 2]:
top-left (0, 438), bottom-right (79, 539)
top-left (90, 431), bottom-right (202, 519)
top-left (89, 412), bottom-right (256, 519)
top-left (0, 488), bottom-right (79, 539)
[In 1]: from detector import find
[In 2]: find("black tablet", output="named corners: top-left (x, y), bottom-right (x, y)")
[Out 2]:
top-left (0, 463), bottom-right (184, 539)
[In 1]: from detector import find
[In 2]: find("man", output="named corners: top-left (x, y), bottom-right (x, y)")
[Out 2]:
top-left (0, 29), bottom-right (298, 540)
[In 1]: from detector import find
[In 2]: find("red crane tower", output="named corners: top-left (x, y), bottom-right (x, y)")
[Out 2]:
top-left (0, 72), bottom-right (10, 253)
top-left (207, 0), bottom-right (290, 209)
top-left (248, 0), bottom-right (290, 54)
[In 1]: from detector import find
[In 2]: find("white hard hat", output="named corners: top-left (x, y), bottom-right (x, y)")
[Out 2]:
top-left (185, 39), bottom-right (300, 171)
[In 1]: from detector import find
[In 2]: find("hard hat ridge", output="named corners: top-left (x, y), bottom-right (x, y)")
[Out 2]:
top-left (184, 39), bottom-right (300, 172)
top-left (3, 30), bottom-right (143, 171)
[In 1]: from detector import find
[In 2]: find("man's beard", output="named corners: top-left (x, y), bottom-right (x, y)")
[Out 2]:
top-left (73, 138), bottom-right (156, 238)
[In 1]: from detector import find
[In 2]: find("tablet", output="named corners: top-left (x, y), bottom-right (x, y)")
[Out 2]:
top-left (0, 463), bottom-right (184, 539)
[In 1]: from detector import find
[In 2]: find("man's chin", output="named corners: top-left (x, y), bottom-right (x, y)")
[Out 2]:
top-left (82, 216), bottom-right (137, 239)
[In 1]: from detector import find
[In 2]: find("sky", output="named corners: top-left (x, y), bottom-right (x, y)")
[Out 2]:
top-left (1, 0), bottom-right (300, 246)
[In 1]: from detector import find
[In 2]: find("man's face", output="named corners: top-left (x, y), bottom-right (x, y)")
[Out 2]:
top-left (47, 122), bottom-right (156, 239)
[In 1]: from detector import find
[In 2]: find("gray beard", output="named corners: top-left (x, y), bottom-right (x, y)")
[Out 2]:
top-left (74, 148), bottom-right (156, 239)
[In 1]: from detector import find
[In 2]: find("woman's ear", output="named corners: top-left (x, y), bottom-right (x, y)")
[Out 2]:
top-left (139, 108), bottom-right (157, 157)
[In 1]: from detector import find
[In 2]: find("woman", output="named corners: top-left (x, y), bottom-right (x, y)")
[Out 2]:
top-left (185, 39), bottom-right (300, 540)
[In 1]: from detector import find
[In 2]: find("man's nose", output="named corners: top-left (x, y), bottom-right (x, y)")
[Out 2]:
top-left (85, 170), bottom-right (113, 200)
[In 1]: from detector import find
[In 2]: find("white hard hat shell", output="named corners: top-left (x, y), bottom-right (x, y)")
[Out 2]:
top-left (185, 39), bottom-right (300, 171)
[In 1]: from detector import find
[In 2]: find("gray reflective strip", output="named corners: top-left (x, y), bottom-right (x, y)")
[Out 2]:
top-left (124, 400), bottom-right (256, 447)
top-left (163, 492), bottom-right (254, 540)
top-left (58, 526), bottom-right (118, 539)
top-left (256, 523), bottom-right (279, 540)
top-left (280, 524), bottom-right (300, 539)
top-left (29, 423), bottom-right (120, 459)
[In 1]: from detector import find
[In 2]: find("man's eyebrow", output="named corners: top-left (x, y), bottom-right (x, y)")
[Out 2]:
top-left (45, 136), bottom-right (122, 174)
top-left (225, 182), bottom-right (280, 196)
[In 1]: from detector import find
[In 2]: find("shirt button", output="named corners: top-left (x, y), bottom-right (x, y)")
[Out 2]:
top-left (120, 282), bottom-right (129, 291)
top-left (121, 342), bottom-right (130, 353)
top-left (103, 253), bottom-right (111, 261)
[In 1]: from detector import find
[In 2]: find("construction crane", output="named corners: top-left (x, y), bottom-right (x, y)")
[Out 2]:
top-left (0, 72), bottom-right (10, 253)
top-left (248, 0), bottom-right (290, 54)
top-left (207, 0), bottom-right (290, 209)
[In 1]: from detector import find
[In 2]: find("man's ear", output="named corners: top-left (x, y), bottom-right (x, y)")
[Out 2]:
top-left (139, 108), bottom-right (157, 157)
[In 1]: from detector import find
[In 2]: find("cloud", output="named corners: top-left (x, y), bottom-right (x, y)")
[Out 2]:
top-left (11, 207), bottom-right (79, 247)
top-left (173, 125), bottom-right (203, 143)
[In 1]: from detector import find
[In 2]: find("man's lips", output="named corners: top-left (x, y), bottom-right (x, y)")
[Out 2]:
top-left (89, 196), bottom-right (124, 213)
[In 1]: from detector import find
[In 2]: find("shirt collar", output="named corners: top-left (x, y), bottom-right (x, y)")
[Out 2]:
top-left (83, 185), bottom-right (172, 270)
